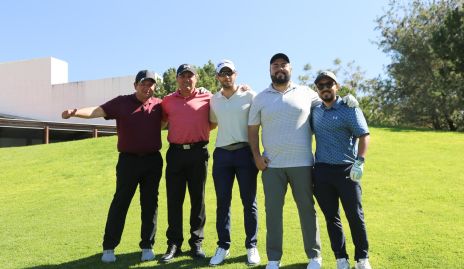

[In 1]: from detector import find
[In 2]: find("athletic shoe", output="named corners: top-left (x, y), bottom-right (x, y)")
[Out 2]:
top-left (141, 248), bottom-right (155, 261)
top-left (307, 256), bottom-right (322, 269)
top-left (355, 258), bottom-right (372, 269)
top-left (336, 258), bottom-right (350, 269)
top-left (266, 260), bottom-right (280, 269)
top-left (246, 247), bottom-right (260, 265)
top-left (101, 249), bottom-right (116, 263)
top-left (209, 247), bottom-right (229, 266)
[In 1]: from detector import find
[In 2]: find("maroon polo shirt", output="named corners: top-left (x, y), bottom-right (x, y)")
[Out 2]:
top-left (101, 94), bottom-right (162, 153)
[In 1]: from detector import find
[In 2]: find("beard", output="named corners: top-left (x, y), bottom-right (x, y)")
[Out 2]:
top-left (271, 72), bottom-right (290, 85)
top-left (319, 91), bottom-right (336, 102)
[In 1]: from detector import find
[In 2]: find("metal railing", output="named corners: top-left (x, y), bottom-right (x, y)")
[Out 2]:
top-left (0, 118), bottom-right (117, 144)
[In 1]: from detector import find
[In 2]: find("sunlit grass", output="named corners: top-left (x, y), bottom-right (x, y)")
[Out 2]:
top-left (0, 128), bottom-right (463, 268)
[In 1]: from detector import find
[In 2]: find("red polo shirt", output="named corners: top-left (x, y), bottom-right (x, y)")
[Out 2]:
top-left (162, 88), bottom-right (212, 144)
top-left (101, 94), bottom-right (162, 153)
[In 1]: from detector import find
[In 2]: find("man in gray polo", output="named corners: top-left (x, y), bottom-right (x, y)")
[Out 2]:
top-left (248, 53), bottom-right (322, 269)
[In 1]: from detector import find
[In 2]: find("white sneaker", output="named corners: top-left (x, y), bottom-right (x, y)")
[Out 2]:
top-left (307, 256), bottom-right (322, 269)
top-left (209, 247), bottom-right (229, 266)
top-left (337, 258), bottom-right (350, 269)
top-left (355, 258), bottom-right (372, 269)
top-left (141, 248), bottom-right (156, 261)
top-left (101, 249), bottom-right (116, 263)
top-left (246, 247), bottom-right (261, 265)
top-left (266, 260), bottom-right (281, 269)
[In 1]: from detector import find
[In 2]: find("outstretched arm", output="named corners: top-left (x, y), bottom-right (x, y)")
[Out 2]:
top-left (61, 106), bottom-right (106, 119)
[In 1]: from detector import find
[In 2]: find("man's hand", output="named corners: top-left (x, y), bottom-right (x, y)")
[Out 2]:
top-left (61, 109), bottom-right (77, 119)
top-left (254, 155), bottom-right (270, 171)
top-left (342, 94), bottom-right (359, 108)
top-left (239, 84), bottom-right (251, 92)
top-left (349, 160), bottom-right (364, 182)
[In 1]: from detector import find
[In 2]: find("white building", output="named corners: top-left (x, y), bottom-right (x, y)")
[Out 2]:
top-left (0, 57), bottom-right (145, 125)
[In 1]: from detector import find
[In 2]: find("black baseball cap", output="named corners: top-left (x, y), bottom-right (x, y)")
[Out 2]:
top-left (176, 64), bottom-right (197, 76)
top-left (270, 53), bottom-right (290, 64)
top-left (135, 70), bottom-right (157, 84)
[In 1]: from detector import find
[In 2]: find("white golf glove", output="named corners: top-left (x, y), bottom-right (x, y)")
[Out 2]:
top-left (342, 94), bottom-right (359, 108)
top-left (350, 160), bottom-right (364, 182)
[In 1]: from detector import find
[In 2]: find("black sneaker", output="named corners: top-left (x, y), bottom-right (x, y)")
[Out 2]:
top-left (160, 245), bottom-right (181, 263)
top-left (190, 246), bottom-right (206, 259)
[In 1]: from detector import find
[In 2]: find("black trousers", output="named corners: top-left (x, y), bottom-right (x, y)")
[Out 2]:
top-left (102, 152), bottom-right (163, 250)
top-left (313, 163), bottom-right (369, 261)
top-left (165, 146), bottom-right (209, 248)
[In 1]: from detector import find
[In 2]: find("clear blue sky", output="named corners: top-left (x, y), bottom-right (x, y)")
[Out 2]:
top-left (0, 0), bottom-right (391, 91)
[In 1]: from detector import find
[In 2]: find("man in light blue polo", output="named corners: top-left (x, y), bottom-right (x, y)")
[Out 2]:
top-left (248, 53), bottom-right (322, 269)
top-left (209, 60), bottom-right (260, 266)
top-left (311, 71), bottom-right (372, 269)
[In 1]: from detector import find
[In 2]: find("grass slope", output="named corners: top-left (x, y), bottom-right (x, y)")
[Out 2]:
top-left (0, 127), bottom-right (463, 269)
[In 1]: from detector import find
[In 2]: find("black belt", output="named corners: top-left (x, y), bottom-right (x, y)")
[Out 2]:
top-left (120, 152), bottom-right (158, 157)
top-left (219, 142), bottom-right (249, 151)
top-left (169, 141), bottom-right (208, 150)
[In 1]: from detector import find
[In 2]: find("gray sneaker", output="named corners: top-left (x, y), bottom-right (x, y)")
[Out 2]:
top-left (101, 249), bottom-right (116, 263)
top-left (337, 258), bottom-right (350, 269)
top-left (141, 248), bottom-right (155, 261)
top-left (355, 258), bottom-right (372, 269)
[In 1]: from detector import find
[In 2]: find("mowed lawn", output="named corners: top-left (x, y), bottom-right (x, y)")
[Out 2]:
top-left (0, 127), bottom-right (463, 269)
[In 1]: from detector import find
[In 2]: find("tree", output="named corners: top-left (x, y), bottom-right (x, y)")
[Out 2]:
top-left (375, 0), bottom-right (463, 131)
top-left (197, 60), bottom-right (221, 93)
top-left (155, 60), bottom-right (220, 98)
top-left (298, 58), bottom-right (365, 97)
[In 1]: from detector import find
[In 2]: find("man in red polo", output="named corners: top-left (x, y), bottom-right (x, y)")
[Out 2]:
top-left (160, 64), bottom-right (215, 262)
top-left (61, 70), bottom-right (163, 263)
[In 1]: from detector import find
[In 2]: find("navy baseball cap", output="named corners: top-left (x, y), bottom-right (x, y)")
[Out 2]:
top-left (176, 64), bottom-right (197, 76)
top-left (270, 53), bottom-right (290, 64)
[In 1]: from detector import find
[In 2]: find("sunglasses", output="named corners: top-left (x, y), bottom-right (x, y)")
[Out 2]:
top-left (316, 81), bottom-right (335, 90)
top-left (218, 71), bottom-right (235, 77)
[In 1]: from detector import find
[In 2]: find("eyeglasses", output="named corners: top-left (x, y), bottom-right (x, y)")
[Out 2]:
top-left (316, 81), bottom-right (335, 90)
top-left (218, 71), bottom-right (235, 77)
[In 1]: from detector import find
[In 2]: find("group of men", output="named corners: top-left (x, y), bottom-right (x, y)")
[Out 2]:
top-left (61, 53), bottom-right (372, 269)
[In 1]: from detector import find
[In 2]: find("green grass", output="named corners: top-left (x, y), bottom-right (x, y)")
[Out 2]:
top-left (0, 127), bottom-right (463, 269)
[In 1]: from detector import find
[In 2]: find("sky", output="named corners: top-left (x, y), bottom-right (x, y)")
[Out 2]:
top-left (0, 0), bottom-right (392, 92)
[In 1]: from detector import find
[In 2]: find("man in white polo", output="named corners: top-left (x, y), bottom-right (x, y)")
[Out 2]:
top-left (248, 53), bottom-right (322, 269)
top-left (209, 60), bottom-right (260, 266)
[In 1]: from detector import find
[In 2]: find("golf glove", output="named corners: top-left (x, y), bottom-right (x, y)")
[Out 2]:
top-left (342, 94), bottom-right (359, 108)
top-left (350, 160), bottom-right (364, 182)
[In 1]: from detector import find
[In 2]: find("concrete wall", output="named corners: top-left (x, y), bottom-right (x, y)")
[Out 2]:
top-left (0, 57), bottom-right (140, 125)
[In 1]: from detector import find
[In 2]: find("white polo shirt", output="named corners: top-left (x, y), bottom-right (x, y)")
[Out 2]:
top-left (248, 82), bottom-right (321, 168)
top-left (210, 88), bottom-right (256, 147)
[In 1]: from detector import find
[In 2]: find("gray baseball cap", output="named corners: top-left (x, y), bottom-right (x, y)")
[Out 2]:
top-left (314, 71), bottom-right (338, 84)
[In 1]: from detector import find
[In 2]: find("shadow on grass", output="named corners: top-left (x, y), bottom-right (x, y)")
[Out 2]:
top-left (23, 253), bottom-right (295, 269)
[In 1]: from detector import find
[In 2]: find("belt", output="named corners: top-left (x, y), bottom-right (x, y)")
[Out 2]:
top-left (219, 142), bottom-right (249, 151)
top-left (120, 152), bottom-right (158, 157)
top-left (169, 141), bottom-right (208, 150)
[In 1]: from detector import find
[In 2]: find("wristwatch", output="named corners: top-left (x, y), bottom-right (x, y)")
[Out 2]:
top-left (356, 156), bottom-right (365, 163)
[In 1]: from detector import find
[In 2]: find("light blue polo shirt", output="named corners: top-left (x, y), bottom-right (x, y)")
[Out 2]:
top-left (312, 96), bottom-right (369, 165)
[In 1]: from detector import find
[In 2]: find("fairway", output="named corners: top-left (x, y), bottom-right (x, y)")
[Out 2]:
top-left (0, 127), bottom-right (463, 269)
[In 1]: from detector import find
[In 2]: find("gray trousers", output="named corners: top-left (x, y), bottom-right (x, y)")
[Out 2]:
top-left (262, 166), bottom-right (321, 261)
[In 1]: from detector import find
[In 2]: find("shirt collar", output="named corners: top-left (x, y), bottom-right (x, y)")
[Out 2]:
top-left (321, 96), bottom-right (343, 110)
top-left (265, 82), bottom-right (298, 94)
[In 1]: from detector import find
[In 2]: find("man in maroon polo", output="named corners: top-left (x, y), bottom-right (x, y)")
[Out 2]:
top-left (61, 70), bottom-right (163, 263)
top-left (160, 64), bottom-right (215, 262)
